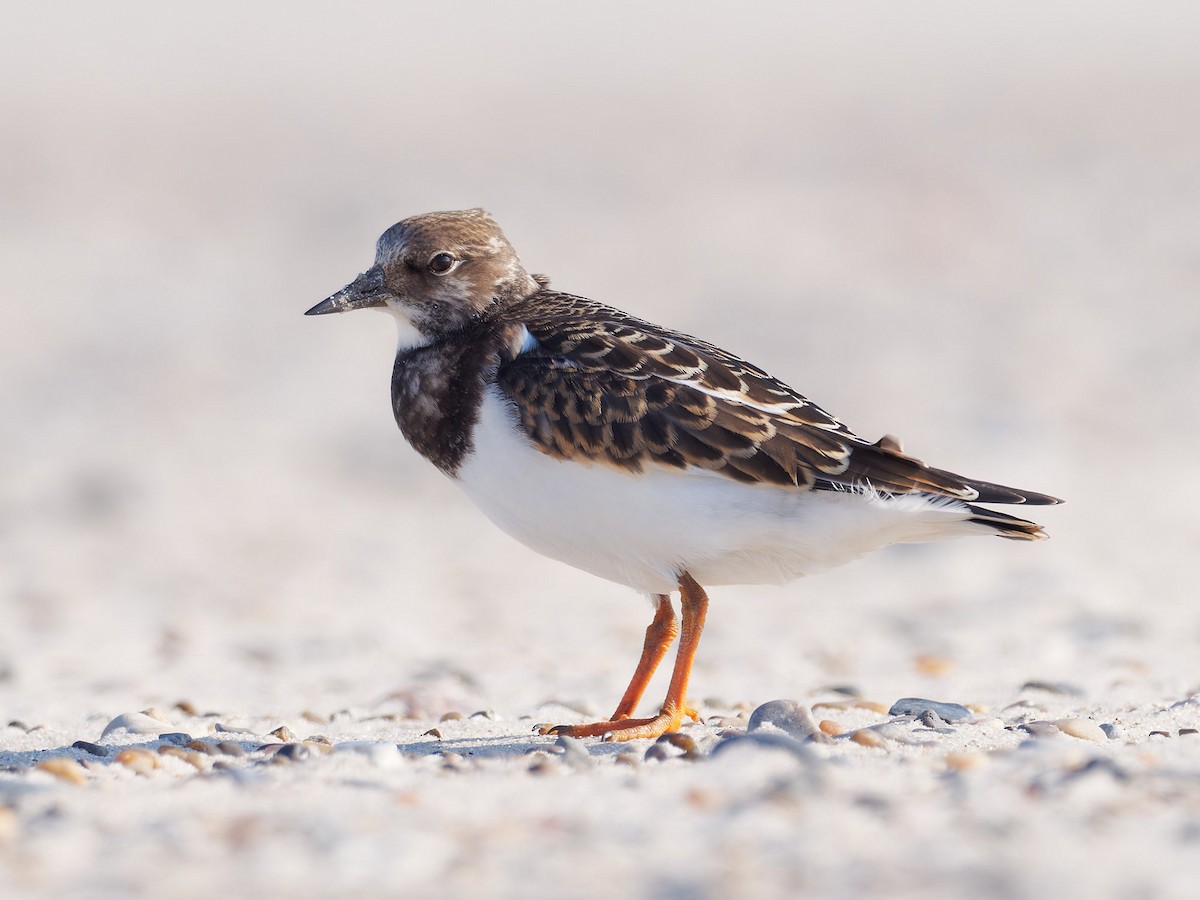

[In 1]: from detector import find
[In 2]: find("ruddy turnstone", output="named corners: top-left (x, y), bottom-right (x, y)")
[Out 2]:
top-left (306, 208), bottom-right (1060, 741)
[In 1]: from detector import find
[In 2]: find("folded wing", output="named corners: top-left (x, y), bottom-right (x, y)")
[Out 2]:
top-left (495, 292), bottom-right (1060, 506)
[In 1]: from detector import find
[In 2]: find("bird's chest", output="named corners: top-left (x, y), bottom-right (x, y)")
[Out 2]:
top-left (391, 343), bottom-right (492, 474)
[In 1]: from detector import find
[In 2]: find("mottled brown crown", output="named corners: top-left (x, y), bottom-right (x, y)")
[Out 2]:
top-left (374, 208), bottom-right (540, 337)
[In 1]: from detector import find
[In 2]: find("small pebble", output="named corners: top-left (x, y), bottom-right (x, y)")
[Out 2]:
top-left (1021, 680), bottom-right (1085, 696)
top-left (305, 735), bottom-right (332, 746)
top-left (1100, 723), bottom-right (1127, 741)
top-left (873, 721), bottom-right (925, 745)
top-left (422, 728), bottom-right (443, 739)
top-left (72, 741), bottom-right (109, 758)
top-left (1017, 721), bottom-right (1062, 738)
top-left (850, 729), bottom-right (883, 748)
top-left (818, 720), bottom-right (844, 736)
top-left (615, 752), bottom-right (640, 767)
top-left (641, 734), bottom-right (693, 763)
top-left (527, 751), bottom-right (557, 774)
top-left (661, 732), bottom-right (701, 758)
top-left (440, 712), bottom-right (463, 722)
top-left (1149, 730), bottom-right (1171, 739)
top-left (186, 740), bottom-right (221, 756)
top-left (274, 743), bottom-right (315, 763)
top-left (300, 710), bottom-right (327, 724)
top-left (158, 746), bottom-right (207, 770)
top-left (469, 709), bottom-right (496, 720)
top-left (36, 759), bottom-right (87, 784)
top-left (216, 741), bottom-right (247, 757)
top-left (116, 749), bottom-right (159, 775)
top-left (748, 700), bottom-right (831, 743)
top-left (914, 654), bottom-right (954, 677)
top-left (158, 733), bottom-right (192, 746)
top-left (1056, 718), bottom-right (1108, 744)
top-left (213, 723), bottom-right (256, 735)
top-left (100, 712), bottom-right (170, 739)
top-left (554, 735), bottom-right (593, 768)
top-left (945, 751), bottom-right (987, 771)
top-left (440, 751), bottom-right (468, 771)
top-left (1181, 728), bottom-right (1198, 736)
top-left (815, 684), bottom-right (861, 698)
top-left (643, 744), bottom-right (671, 762)
top-left (269, 726), bottom-right (296, 742)
top-left (918, 710), bottom-right (950, 729)
top-left (888, 698), bottom-right (973, 723)
top-left (173, 700), bottom-right (198, 716)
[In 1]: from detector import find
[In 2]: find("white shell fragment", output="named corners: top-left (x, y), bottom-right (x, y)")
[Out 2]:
top-left (99, 712), bottom-right (171, 739)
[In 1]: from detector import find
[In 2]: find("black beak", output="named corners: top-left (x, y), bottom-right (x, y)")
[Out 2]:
top-left (305, 267), bottom-right (390, 316)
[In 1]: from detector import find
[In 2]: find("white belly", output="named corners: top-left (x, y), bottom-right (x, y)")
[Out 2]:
top-left (454, 386), bottom-right (981, 594)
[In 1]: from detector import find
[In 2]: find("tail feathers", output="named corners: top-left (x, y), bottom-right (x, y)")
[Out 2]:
top-left (845, 438), bottom-right (1063, 506)
top-left (965, 503), bottom-right (1048, 541)
top-left (951, 473), bottom-right (1062, 506)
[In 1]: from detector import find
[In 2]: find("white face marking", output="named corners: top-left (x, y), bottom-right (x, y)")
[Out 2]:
top-left (382, 303), bottom-right (433, 353)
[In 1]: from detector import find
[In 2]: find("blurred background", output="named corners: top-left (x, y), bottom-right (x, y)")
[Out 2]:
top-left (2, 1), bottom-right (1198, 723)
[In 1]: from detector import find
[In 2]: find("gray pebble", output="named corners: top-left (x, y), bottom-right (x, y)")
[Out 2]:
top-left (275, 743), bottom-right (315, 762)
top-left (1181, 729), bottom-right (1199, 737)
top-left (185, 740), bottom-right (221, 756)
top-left (873, 721), bottom-right (928, 745)
top-left (642, 733), bottom-right (700, 763)
top-left (643, 744), bottom-right (673, 762)
top-left (1018, 721), bottom-right (1062, 738)
top-left (1021, 680), bottom-right (1085, 697)
top-left (887, 698), bottom-right (973, 723)
top-left (554, 735), bottom-right (593, 769)
top-left (212, 723), bottom-right (257, 735)
top-left (72, 741), bottom-right (109, 757)
top-left (216, 741), bottom-right (247, 757)
top-left (157, 733), bottom-right (192, 746)
top-left (1100, 722), bottom-right (1127, 741)
top-left (748, 700), bottom-right (831, 743)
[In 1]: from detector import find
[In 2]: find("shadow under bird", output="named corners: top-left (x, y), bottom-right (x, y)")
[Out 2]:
top-left (306, 208), bottom-right (1061, 741)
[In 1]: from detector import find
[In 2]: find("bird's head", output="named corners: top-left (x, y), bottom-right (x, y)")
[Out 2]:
top-left (306, 208), bottom-right (539, 350)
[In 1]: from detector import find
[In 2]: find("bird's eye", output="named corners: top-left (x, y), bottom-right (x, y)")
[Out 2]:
top-left (428, 251), bottom-right (457, 275)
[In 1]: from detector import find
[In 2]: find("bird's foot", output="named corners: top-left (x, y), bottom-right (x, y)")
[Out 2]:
top-left (538, 705), bottom-right (701, 742)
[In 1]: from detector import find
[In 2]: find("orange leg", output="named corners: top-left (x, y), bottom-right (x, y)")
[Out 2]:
top-left (541, 573), bottom-right (709, 742)
top-left (610, 593), bottom-right (678, 720)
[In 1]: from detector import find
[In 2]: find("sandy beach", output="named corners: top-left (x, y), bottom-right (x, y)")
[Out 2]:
top-left (3, 3), bottom-right (1199, 897)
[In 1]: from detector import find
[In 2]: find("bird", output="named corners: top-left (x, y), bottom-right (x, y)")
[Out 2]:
top-left (305, 208), bottom-right (1060, 741)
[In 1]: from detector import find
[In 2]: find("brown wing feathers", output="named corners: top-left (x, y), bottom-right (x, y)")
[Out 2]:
top-left (495, 291), bottom-right (1060, 507)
